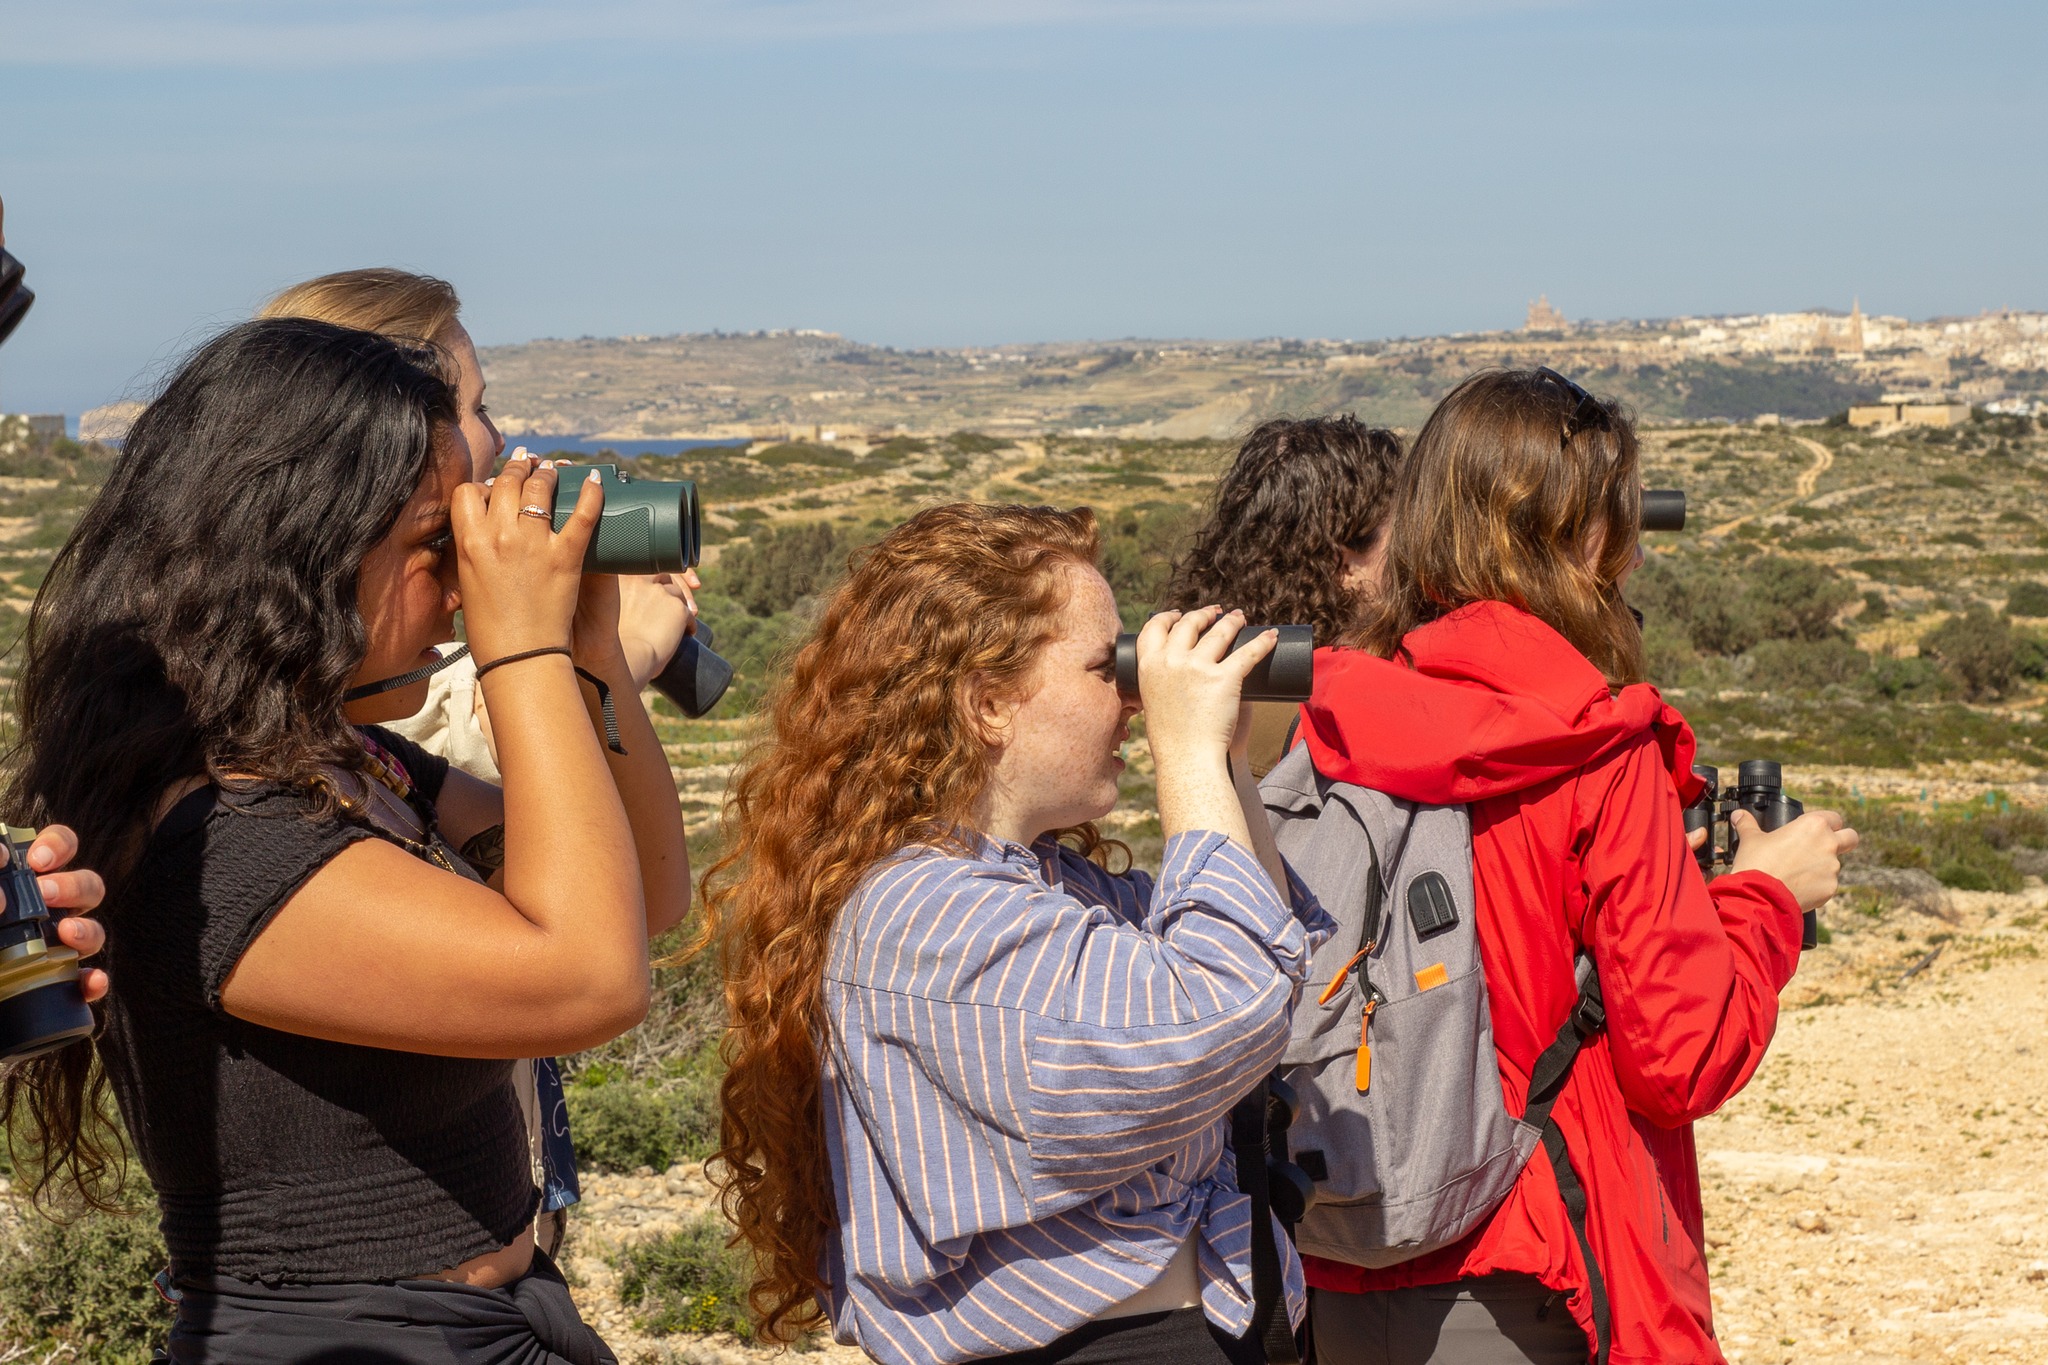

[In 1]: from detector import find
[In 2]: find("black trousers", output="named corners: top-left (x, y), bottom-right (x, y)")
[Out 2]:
top-left (1309, 1275), bottom-right (1590, 1365)
top-left (157, 1249), bottom-right (614, 1365)
top-left (978, 1307), bottom-right (1268, 1365)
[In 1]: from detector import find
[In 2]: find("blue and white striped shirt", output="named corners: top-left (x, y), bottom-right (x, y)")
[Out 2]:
top-left (820, 828), bottom-right (1335, 1364)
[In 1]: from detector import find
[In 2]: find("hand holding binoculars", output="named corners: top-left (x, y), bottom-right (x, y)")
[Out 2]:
top-left (0, 829), bottom-right (95, 1062)
top-left (1686, 760), bottom-right (1820, 950)
top-left (539, 464), bottom-right (730, 718)
top-left (1114, 624), bottom-right (1317, 704)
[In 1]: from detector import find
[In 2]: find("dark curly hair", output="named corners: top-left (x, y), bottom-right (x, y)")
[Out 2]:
top-left (0, 317), bottom-right (455, 1210)
top-left (1163, 416), bottom-right (1404, 638)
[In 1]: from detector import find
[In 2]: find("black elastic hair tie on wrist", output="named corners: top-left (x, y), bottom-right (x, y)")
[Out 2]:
top-left (474, 646), bottom-right (627, 755)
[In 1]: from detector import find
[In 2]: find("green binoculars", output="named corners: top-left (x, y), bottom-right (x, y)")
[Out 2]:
top-left (549, 464), bottom-right (702, 574)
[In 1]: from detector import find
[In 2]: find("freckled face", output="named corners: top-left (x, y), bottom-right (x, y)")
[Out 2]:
top-left (981, 565), bottom-right (1140, 840)
top-left (346, 427), bottom-right (471, 723)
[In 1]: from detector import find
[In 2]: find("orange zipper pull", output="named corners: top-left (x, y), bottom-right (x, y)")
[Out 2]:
top-left (1355, 997), bottom-right (1377, 1092)
top-left (1319, 943), bottom-right (1375, 1007)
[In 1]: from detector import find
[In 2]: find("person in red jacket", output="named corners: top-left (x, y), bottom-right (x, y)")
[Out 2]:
top-left (1295, 368), bottom-right (1856, 1365)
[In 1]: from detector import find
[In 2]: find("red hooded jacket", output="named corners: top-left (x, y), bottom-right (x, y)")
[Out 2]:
top-left (1295, 601), bottom-right (1803, 1365)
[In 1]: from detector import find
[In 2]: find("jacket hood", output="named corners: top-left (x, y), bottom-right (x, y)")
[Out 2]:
top-left (1299, 600), bottom-right (1701, 805)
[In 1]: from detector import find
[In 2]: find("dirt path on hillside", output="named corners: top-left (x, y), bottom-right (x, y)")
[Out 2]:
top-left (1707, 437), bottom-right (1835, 539)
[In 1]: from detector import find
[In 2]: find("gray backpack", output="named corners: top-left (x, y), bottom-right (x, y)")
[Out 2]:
top-left (1261, 745), bottom-right (1611, 1354)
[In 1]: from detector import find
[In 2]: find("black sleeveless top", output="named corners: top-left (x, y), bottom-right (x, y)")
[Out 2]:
top-left (96, 728), bottom-right (538, 1285)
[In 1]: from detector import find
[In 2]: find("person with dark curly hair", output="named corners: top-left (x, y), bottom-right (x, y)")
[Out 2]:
top-left (1163, 416), bottom-right (1405, 773)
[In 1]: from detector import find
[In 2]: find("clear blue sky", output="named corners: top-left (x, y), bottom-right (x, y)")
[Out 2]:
top-left (2, 0), bottom-right (2043, 417)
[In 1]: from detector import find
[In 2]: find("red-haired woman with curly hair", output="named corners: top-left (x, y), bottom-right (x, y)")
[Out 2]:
top-left (707, 503), bottom-right (1334, 1364)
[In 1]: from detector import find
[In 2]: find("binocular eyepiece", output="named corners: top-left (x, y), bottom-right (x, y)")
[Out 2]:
top-left (0, 829), bottom-right (95, 1062)
top-left (1642, 489), bottom-right (1686, 533)
top-left (1686, 760), bottom-right (1819, 950)
top-left (0, 249), bottom-right (33, 351)
top-left (1114, 624), bottom-right (1316, 703)
top-left (651, 622), bottom-right (735, 719)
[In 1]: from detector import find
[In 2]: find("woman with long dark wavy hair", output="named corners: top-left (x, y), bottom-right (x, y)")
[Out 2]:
top-left (1295, 370), bottom-right (1855, 1364)
top-left (1164, 416), bottom-right (1403, 774)
top-left (707, 503), bottom-right (1334, 1364)
top-left (4, 317), bottom-right (688, 1362)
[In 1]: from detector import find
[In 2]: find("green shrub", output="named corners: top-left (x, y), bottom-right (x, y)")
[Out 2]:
top-left (1100, 503), bottom-right (1196, 630)
top-left (1630, 553), bottom-right (1855, 658)
top-left (1920, 607), bottom-right (2019, 699)
top-left (1743, 556), bottom-right (1858, 642)
top-left (568, 1082), bottom-right (683, 1174)
top-left (614, 1216), bottom-right (757, 1339)
top-left (1846, 796), bottom-right (2048, 894)
top-left (715, 522), bottom-right (866, 618)
top-left (0, 1206), bottom-right (171, 1363)
top-left (1859, 590), bottom-right (1890, 623)
top-left (1746, 637), bottom-right (1869, 691)
top-left (2006, 581), bottom-right (2048, 617)
top-left (566, 1070), bottom-right (723, 1175)
top-left (752, 443), bottom-right (856, 469)
top-left (1863, 654), bottom-right (1946, 701)
top-left (1641, 614), bottom-right (1699, 685)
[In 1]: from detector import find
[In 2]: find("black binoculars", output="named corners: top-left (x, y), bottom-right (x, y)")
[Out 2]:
top-left (1115, 624), bottom-right (1315, 703)
top-left (547, 464), bottom-right (732, 717)
top-left (1685, 760), bottom-right (1819, 950)
top-left (0, 249), bottom-right (33, 351)
top-left (0, 829), bottom-right (96, 1062)
top-left (651, 623), bottom-right (734, 719)
top-left (1642, 489), bottom-right (1685, 532)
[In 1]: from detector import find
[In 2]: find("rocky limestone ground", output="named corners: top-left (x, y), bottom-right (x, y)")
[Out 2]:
top-left (1698, 882), bottom-right (2048, 1363)
top-left (566, 885), bottom-right (2048, 1364)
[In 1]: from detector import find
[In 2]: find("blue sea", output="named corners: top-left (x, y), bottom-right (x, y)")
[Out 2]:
top-left (501, 435), bottom-right (750, 460)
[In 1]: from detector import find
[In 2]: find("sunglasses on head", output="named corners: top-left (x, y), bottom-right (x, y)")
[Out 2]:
top-left (1532, 366), bottom-right (1610, 443)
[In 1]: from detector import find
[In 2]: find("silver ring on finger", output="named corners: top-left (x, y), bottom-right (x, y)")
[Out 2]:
top-left (519, 504), bottom-right (551, 520)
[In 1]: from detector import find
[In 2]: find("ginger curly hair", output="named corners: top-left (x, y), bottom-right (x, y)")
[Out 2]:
top-left (700, 502), bottom-right (1105, 1341)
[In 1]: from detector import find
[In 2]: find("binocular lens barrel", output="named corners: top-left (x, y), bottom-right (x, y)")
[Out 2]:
top-left (650, 625), bottom-right (735, 719)
top-left (550, 464), bottom-right (702, 575)
top-left (1641, 489), bottom-right (1686, 532)
top-left (0, 250), bottom-right (34, 351)
top-left (0, 833), bottom-right (95, 1063)
top-left (1115, 624), bottom-right (1314, 703)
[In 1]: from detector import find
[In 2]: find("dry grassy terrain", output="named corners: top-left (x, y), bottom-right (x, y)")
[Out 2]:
top-left (7, 407), bottom-right (2048, 1361)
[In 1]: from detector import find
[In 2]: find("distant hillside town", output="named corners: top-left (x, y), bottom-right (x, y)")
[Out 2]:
top-left (39, 302), bottom-right (2048, 448)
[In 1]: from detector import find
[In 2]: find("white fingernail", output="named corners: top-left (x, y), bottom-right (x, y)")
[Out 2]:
top-left (588, 469), bottom-right (600, 482)
top-left (485, 477), bottom-right (496, 487)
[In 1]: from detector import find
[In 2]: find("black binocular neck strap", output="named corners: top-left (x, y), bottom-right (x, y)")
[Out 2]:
top-left (342, 645), bottom-right (470, 703)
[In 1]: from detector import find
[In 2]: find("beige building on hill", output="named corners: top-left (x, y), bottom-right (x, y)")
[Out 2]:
top-left (1848, 400), bottom-right (1972, 429)
top-left (1525, 295), bottom-right (1569, 332)
top-left (1813, 299), bottom-right (1866, 355)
